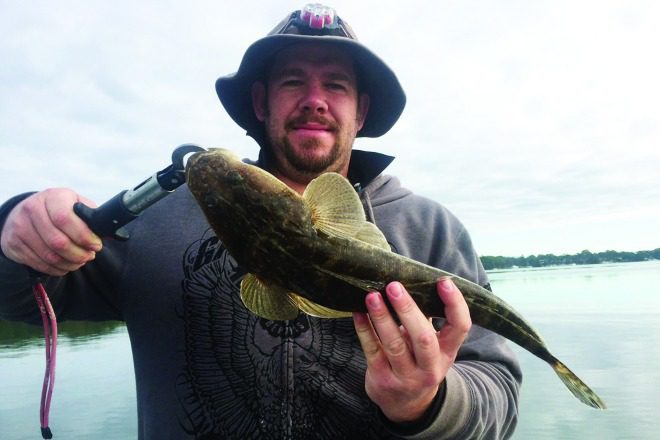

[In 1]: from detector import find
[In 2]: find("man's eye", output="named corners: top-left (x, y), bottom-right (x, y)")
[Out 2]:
top-left (327, 82), bottom-right (349, 92)
top-left (282, 79), bottom-right (303, 87)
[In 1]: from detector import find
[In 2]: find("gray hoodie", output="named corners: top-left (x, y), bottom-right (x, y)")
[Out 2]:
top-left (0, 150), bottom-right (521, 439)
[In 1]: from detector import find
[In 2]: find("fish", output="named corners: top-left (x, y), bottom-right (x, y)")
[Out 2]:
top-left (185, 147), bottom-right (607, 410)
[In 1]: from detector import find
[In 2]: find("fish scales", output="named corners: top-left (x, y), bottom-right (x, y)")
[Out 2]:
top-left (186, 148), bottom-right (607, 410)
top-left (316, 232), bottom-right (548, 350)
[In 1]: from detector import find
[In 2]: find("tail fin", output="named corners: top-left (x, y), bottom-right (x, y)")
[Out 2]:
top-left (553, 359), bottom-right (607, 409)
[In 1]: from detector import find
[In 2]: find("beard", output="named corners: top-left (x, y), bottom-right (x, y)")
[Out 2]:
top-left (265, 115), bottom-right (350, 177)
top-left (279, 136), bottom-right (341, 175)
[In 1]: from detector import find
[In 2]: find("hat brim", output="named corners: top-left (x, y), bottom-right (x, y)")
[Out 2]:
top-left (216, 34), bottom-right (406, 139)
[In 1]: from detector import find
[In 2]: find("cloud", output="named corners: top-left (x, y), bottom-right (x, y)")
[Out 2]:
top-left (1, 0), bottom-right (658, 256)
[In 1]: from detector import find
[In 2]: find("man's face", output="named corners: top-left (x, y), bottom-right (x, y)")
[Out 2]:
top-left (252, 43), bottom-right (369, 182)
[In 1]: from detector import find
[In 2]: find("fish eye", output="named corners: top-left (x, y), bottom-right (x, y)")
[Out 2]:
top-left (226, 170), bottom-right (244, 184)
top-left (203, 194), bottom-right (216, 208)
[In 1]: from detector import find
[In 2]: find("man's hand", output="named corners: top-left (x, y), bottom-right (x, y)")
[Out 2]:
top-left (0, 188), bottom-right (102, 276)
top-left (353, 278), bottom-right (471, 423)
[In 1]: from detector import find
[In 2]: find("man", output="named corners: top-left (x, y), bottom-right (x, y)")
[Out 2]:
top-left (0, 4), bottom-right (521, 439)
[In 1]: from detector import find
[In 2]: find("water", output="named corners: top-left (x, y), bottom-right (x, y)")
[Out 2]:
top-left (1, 261), bottom-right (658, 439)
top-left (488, 261), bottom-right (660, 439)
top-left (0, 322), bottom-right (136, 439)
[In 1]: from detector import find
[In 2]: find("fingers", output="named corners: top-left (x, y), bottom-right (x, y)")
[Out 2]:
top-left (353, 279), bottom-right (472, 423)
top-left (369, 288), bottom-right (417, 369)
top-left (354, 283), bottom-right (438, 378)
top-left (353, 290), bottom-right (413, 376)
top-left (41, 191), bottom-right (102, 251)
top-left (0, 189), bottom-right (102, 275)
top-left (436, 277), bottom-right (472, 361)
top-left (354, 280), bottom-right (471, 374)
top-left (352, 311), bottom-right (388, 369)
top-left (385, 282), bottom-right (442, 374)
top-left (353, 283), bottom-right (443, 423)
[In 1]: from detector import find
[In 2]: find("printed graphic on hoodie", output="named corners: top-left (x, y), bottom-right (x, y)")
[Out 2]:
top-left (175, 228), bottom-right (393, 439)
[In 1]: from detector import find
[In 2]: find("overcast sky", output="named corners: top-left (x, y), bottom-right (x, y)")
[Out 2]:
top-left (2, 0), bottom-right (659, 257)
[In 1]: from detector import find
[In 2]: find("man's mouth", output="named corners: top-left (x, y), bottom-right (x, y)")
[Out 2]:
top-left (294, 123), bottom-right (330, 131)
top-left (286, 117), bottom-right (338, 133)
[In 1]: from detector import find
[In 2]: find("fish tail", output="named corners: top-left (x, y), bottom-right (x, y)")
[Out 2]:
top-left (552, 358), bottom-right (607, 409)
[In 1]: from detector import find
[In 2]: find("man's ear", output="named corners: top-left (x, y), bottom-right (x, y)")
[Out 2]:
top-left (252, 81), bottom-right (267, 122)
top-left (356, 93), bottom-right (370, 131)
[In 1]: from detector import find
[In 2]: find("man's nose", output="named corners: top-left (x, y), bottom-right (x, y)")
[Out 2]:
top-left (299, 82), bottom-right (328, 114)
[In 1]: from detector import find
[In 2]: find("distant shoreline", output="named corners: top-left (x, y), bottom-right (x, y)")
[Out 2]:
top-left (480, 248), bottom-right (660, 270)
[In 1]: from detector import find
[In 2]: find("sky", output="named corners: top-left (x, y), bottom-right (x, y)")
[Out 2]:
top-left (1, 0), bottom-right (659, 257)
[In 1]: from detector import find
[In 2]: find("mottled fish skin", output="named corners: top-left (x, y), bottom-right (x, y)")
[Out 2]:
top-left (186, 148), bottom-right (606, 410)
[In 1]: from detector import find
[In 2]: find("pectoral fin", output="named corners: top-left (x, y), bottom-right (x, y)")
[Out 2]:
top-left (303, 173), bottom-right (365, 238)
top-left (303, 173), bottom-right (391, 250)
top-left (355, 222), bottom-right (391, 251)
top-left (290, 293), bottom-right (353, 318)
top-left (240, 274), bottom-right (299, 321)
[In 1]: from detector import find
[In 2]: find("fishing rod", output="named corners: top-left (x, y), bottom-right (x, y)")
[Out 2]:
top-left (32, 143), bottom-right (205, 439)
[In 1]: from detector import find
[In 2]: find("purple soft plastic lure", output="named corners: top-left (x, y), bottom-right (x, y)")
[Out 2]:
top-left (33, 282), bottom-right (56, 439)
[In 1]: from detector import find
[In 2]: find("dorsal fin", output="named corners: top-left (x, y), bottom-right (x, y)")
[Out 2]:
top-left (303, 173), bottom-right (390, 250)
top-left (240, 274), bottom-right (299, 321)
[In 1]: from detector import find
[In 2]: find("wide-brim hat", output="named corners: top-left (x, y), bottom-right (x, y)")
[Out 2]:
top-left (216, 4), bottom-right (406, 141)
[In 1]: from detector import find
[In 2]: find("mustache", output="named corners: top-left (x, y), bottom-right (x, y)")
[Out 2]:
top-left (285, 116), bottom-right (338, 131)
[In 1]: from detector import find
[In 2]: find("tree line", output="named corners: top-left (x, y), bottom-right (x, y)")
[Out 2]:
top-left (480, 248), bottom-right (660, 270)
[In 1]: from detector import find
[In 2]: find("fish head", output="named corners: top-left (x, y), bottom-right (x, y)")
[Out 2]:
top-left (186, 148), bottom-right (314, 270)
top-left (186, 147), bottom-right (247, 204)
top-left (186, 147), bottom-right (296, 210)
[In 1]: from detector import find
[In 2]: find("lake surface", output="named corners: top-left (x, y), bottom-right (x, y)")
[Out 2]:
top-left (1, 261), bottom-right (658, 439)
top-left (488, 261), bottom-right (660, 439)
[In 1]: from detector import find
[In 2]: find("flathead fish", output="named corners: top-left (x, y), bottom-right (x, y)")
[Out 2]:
top-left (186, 148), bottom-right (606, 409)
